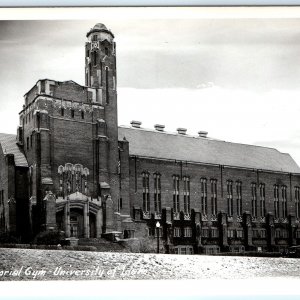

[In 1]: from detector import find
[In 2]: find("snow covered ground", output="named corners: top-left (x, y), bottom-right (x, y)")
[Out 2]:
top-left (0, 248), bottom-right (300, 281)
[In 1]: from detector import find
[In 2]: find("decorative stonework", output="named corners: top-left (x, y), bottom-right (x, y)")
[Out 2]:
top-left (142, 211), bottom-right (150, 220)
top-left (173, 212), bottom-right (180, 220)
top-left (211, 215), bottom-right (217, 222)
top-left (237, 216), bottom-right (243, 223)
top-left (201, 214), bottom-right (208, 222)
top-left (227, 216), bottom-right (233, 222)
top-left (154, 212), bottom-right (162, 220)
top-left (184, 213), bottom-right (191, 221)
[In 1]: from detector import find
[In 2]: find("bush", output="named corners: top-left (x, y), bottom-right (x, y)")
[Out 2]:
top-left (34, 230), bottom-right (65, 245)
top-left (0, 232), bottom-right (19, 244)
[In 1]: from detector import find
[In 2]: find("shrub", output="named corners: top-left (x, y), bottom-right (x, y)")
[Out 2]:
top-left (0, 232), bottom-right (19, 244)
top-left (34, 230), bottom-right (65, 245)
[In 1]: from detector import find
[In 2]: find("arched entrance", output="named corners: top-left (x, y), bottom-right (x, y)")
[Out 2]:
top-left (55, 192), bottom-right (103, 239)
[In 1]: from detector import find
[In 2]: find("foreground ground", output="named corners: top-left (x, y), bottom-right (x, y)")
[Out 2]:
top-left (0, 248), bottom-right (300, 280)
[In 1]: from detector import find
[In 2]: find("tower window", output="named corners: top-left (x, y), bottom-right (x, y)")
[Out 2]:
top-left (105, 47), bottom-right (109, 56)
top-left (71, 109), bottom-right (75, 118)
top-left (27, 137), bottom-right (29, 150)
top-left (81, 111), bottom-right (84, 119)
top-left (105, 67), bottom-right (109, 104)
top-left (93, 51), bottom-right (97, 66)
top-left (92, 35), bottom-right (97, 41)
top-left (61, 107), bottom-right (64, 117)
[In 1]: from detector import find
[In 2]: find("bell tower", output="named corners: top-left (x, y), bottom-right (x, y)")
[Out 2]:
top-left (86, 24), bottom-right (119, 233)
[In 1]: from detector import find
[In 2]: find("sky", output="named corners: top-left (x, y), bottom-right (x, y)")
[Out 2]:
top-left (1, 11), bottom-right (300, 165)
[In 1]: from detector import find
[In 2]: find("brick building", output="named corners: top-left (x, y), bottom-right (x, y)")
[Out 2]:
top-left (1, 23), bottom-right (300, 254)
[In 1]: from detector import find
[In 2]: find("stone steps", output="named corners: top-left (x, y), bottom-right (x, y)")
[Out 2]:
top-left (78, 238), bottom-right (127, 252)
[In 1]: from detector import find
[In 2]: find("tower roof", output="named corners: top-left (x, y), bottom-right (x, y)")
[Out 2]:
top-left (86, 23), bottom-right (114, 38)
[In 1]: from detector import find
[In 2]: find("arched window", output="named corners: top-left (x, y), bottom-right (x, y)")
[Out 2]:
top-left (236, 181), bottom-right (242, 216)
top-left (142, 172), bottom-right (150, 212)
top-left (183, 176), bottom-right (190, 214)
top-left (274, 184), bottom-right (279, 218)
top-left (153, 173), bottom-right (161, 212)
top-left (210, 179), bottom-right (217, 215)
top-left (227, 180), bottom-right (233, 216)
top-left (251, 183), bottom-right (257, 217)
top-left (200, 178), bottom-right (207, 215)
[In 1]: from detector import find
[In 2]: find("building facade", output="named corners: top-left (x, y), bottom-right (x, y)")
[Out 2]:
top-left (1, 23), bottom-right (300, 254)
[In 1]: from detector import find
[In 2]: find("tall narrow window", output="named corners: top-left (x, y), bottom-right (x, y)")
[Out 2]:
top-left (227, 180), bottom-right (233, 216)
top-left (142, 172), bottom-right (150, 212)
top-left (71, 109), bottom-right (75, 118)
top-left (295, 186), bottom-right (300, 219)
top-left (105, 47), bottom-right (109, 56)
top-left (27, 137), bottom-right (29, 150)
top-left (105, 67), bottom-right (109, 104)
top-left (30, 134), bottom-right (33, 148)
top-left (282, 185), bottom-right (287, 219)
top-left (81, 111), bottom-right (84, 119)
top-left (274, 184), bottom-right (279, 218)
top-left (201, 178), bottom-right (207, 215)
top-left (92, 35), bottom-right (97, 41)
top-left (260, 183), bottom-right (266, 217)
top-left (93, 51), bottom-right (97, 66)
top-left (183, 176), bottom-right (190, 214)
top-left (210, 179), bottom-right (217, 215)
top-left (154, 173), bottom-right (161, 212)
top-left (236, 181), bottom-right (242, 216)
top-left (173, 175), bottom-right (180, 212)
top-left (251, 183), bottom-right (257, 217)
top-left (61, 107), bottom-right (64, 117)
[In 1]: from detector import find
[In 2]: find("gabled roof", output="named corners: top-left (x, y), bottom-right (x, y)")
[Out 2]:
top-left (0, 133), bottom-right (28, 167)
top-left (118, 126), bottom-right (300, 173)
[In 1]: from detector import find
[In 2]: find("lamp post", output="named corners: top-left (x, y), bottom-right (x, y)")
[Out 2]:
top-left (156, 221), bottom-right (160, 254)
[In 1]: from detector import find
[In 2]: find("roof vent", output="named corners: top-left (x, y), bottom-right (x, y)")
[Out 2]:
top-left (198, 131), bottom-right (208, 138)
top-left (154, 124), bottom-right (165, 132)
top-left (130, 120), bottom-right (142, 128)
top-left (177, 128), bottom-right (187, 135)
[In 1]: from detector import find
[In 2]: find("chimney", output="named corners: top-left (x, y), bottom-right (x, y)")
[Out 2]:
top-left (198, 131), bottom-right (208, 138)
top-left (177, 128), bottom-right (187, 135)
top-left (154, 124), bottom-right (165, 132)
top-left (130, 120), bottom-right (142, 128)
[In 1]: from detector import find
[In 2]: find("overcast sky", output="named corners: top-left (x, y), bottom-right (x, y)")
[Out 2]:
top-left (1, 14), bottom-right (300, 165)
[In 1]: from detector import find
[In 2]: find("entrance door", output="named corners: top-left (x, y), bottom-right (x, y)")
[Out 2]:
top-left (70, 217), bottom-right (79, 237)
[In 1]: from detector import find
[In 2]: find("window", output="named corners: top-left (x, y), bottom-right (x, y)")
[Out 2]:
top-left (93, 51), bottom-right (97, 66)
top-left (173, 227), bottom-right (181, 237)
top-left (227, 229), bottom-right (235, 238)
top-left (260, 229), bottom-right (266, 238)
top-left (251, 183), bottom-right (257, 217)
top-left (27, 137), bottom-right (29, 150)
top-left (252, 229), bottom-right (260, 238)
top-left (174, 246), bottom-right (193, 255)
top-left (227, 180), bottom-right (233, 216)
top-left (236, 229), bottom-right (244, 238)
top-left (154, 173), bottom-right (161, 212)
top-left (274, 185), bottom-right (279, 218)
top-left (201, 228), bottom-right (209, 238)
top-left (210, 179), bottom-right (217, 215)
top-left (30, 134), bottom-right (33, 148)
top-left (296, 230), bottom-right (300, 239)
top-left (71, 109), bottom-right (75, 118)
top-left (61, 107), bottom-right (64, 117)
top-left (275, 229), bottom-right (281, 238)
top-left (142, 172), bottom-right (150, 212)
top-left (92, 35), bottom-right (98, 41)
top-left (183, 176), bottom-right (190, 214)
top-left (236, 181), bottom-right (242, 216)
top-left (40, 80), bottom-right (45, 93)
top-left (81, 111), bottom-right (84, 119)
top-left (211, 228), bottom-right (219, 238)
top-left (282, 185), bottom-right (287, 219)
top-left (173, 175), bottom-right (180, 212)
top-left (295, 187), bottom-right (300, 219)
top-left (201, 178), bottom-right (207, 215)
top-left (184, 227), bottom-right (192, 237)
top-left (105, 67), bottom-right (109, 104)
top-left (105, 47), bottom-right (109, 55)
top-left (260, 183), bottom-right (266, 217)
